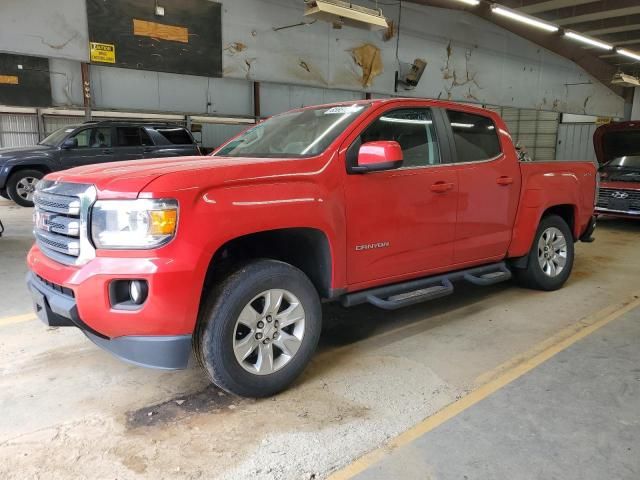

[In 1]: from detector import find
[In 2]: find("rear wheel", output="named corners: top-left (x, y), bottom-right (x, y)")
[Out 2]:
top-left (6, 169), bottom-right (44, 207)
top-left (514, 214), bottom-right (574, 291)
top-left (195, 259), bottom-right (322, 397)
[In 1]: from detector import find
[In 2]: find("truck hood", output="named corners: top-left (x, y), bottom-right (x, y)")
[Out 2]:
top-left (49, 155), bottom-right (317, 198)
top-left (593, 121), bottom-right (640, 165)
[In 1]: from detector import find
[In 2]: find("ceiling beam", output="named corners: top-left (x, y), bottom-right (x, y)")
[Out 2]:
top-left (555, 6), bottom-right (640, 26)
top-left (517, 1), bottom-right (599, 15)
top-left (568, 14), bottom-right (640, 35)
top-left (586, 24), bottom-right (640, 36)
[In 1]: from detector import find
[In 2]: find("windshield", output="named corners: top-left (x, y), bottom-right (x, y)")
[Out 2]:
top-left (604, 155), bottom-right (640, 169)
top-left (39, 126), bottom-right (78, 146)
top-left (214, 104), bottom-right (369, 158)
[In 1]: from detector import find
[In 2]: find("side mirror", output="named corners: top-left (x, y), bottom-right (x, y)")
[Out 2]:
top-left (61, 137), bottom-right (78, 149)
top-left (352, 141), bottom-right (403, 173)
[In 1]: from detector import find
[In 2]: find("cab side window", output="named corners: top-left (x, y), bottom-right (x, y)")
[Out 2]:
top-left (70, 127), bottom-right (112, 148)
top-left (117, 127), bottom-right (143, 147)
top-left (70, 128), bottom-right (93, 148)
top-left (447, 110), bottom-right (501, 163)
top-left (348, 109), bottom-right (440, 169)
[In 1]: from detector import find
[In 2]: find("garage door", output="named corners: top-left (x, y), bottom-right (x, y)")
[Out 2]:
top-left (488, 107), bottom-right (560, 161)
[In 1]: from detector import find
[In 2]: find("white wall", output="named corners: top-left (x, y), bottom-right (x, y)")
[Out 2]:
top-left (631, 87), bottom-right (640, 120)
top-left (0, 0), bottom-right (626, 117)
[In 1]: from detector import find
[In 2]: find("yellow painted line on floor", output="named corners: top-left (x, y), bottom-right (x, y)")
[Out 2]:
top-left (328, 293), bottom-right (640, 480)
top-left (0, 313), bottom-right (36, 327)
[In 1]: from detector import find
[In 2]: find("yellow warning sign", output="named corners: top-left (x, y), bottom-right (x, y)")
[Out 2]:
top-left (90, 42), bottom-right (116, 64)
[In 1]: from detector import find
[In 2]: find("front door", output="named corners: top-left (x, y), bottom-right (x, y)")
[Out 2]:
top-left (59, 126), bottom-right (114, 168)
top-left (344, 107), bottom-right (459, 287)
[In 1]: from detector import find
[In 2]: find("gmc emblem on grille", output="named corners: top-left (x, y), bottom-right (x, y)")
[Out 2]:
top-left (34, 210), bottom-right (53, 232)
top-left (611, 191), bottom-right (629, 199)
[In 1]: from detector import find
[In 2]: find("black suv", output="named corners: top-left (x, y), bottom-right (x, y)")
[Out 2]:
top-left (0, 121), bottom-right (200, 207)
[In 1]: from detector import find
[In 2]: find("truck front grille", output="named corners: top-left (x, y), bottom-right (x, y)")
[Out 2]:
top-left (597, 187), bottom-right (640, 213)
top-left (33, 181), bottom-right (97, 265)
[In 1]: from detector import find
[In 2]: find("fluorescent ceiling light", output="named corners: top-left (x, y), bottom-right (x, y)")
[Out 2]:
top-left (564, 31), bottom-right (612, 50)
top-left (452, 0), bottom-right (480, 5)
top-left (618, 49), bottom-right (640, 61)
top-left (451, 122), bottom-right (474, 128)
top-left (492, 6), bottom-right (559, 32)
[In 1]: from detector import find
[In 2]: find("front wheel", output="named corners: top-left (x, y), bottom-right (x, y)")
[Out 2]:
top-left (514, 214), bottom-right (574, 291)
top-left (194, 259), bottom-right (322, 397)
top-left (6, 169), bottom-right (44, 207)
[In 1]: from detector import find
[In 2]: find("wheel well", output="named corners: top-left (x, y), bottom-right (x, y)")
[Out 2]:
top-left (542, 204), bottom-right (575, 237)
top-left (202, 228), bottom-right (333, 299)
top-left (8, 164), bottom-right (52, 179)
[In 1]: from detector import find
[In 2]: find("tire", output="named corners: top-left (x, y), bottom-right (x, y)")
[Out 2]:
top-left (194, 259), bottom-right (322, 397)
top-left (514, 214), bottom-right (574, 291)
top-left (0, 189), bottom-right (9, 200)
top-left (6, 169), bottom-right (44, 207)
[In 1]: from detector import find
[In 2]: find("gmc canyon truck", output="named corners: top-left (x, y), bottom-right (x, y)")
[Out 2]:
top-left (26, 99), bottom-right (598, 397)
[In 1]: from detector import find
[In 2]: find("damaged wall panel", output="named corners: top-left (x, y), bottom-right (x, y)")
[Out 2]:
top-left (86, 0), bottom-right (222, 77)
top-left (219, 0), bottom-right (624, 117)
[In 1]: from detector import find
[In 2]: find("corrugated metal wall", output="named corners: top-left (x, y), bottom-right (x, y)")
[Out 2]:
top-left (0, 114), bottom-right (39, 147)
top-left (556, 123), bottom-right (597, 162)
top-left (489, 107), bottom-right (560, 161)
top-left (42, 116), bottom-right (82, 135)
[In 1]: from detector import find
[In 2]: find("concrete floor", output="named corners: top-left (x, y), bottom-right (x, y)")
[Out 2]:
top-left (1, 199), bottom-right (639, 480)
top-left (349, 306), bottom-right (640, 480)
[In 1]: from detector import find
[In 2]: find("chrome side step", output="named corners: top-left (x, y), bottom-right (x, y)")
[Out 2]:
top-left (342, 262), bottom-right (512, 311)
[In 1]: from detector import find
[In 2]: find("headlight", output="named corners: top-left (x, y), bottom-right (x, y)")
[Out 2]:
top-left (91, 199), bottom-right (178, 249)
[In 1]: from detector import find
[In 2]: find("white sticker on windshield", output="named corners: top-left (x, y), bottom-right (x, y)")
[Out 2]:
top-left (324, 105), bottom-right (364, 115)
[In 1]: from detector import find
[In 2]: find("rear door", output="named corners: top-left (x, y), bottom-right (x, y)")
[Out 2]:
top-left (144, 127), bottom-right (199, 158)
top-left (113, 126), bottom-right (146, 161)
top-left (59, 126), bottom-right (115, 168)
top-left (344, 105), bottom-right (459, 287)
top-left (445, 109), bottom-right (521, 263)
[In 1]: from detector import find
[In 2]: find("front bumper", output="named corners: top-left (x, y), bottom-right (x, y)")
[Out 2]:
top-left (595, 207), bottom-right (640, 218)
top-left (26, 271), bottom-right (192, 370)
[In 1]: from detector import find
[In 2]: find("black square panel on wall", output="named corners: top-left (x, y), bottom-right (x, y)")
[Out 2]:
top-left (0, 54), bottom-right (52, 107)
top-left (86, 0), bottom-right (222, 77)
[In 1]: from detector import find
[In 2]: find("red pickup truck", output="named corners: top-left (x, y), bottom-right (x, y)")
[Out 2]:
top-left (26, 99), bottom-right (597, 397)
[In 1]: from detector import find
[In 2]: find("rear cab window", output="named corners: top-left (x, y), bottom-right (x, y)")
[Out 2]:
top-left (446, 110), bottom-right (501, 163)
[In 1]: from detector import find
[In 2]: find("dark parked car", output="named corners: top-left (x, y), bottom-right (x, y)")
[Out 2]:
top-left (0, 121), bottom-right (200, 207)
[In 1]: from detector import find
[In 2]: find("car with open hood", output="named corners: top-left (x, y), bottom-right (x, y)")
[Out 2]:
top-left (594, 121), bottom-right (640, 219)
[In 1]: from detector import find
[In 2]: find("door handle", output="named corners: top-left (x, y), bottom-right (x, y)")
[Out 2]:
top-left (430, 182), bottom-right (454, 193)
top-left (143, 147), bottom-right (153, 153)
top-left (496, 176), bottom-right (514, 186)
top-left (102, 149), bottom-right (114, 154)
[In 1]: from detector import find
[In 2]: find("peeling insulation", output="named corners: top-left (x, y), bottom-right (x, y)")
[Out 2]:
top-left (351, 43), bottom-right (383, 88)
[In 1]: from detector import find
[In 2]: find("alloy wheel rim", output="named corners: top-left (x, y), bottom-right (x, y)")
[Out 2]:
top-left (537, 227), bottom-right (567, 278)
top-left (233, 289), bottom-right (306, 375)
top-left (16, 177), bottom-right (39, 201)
